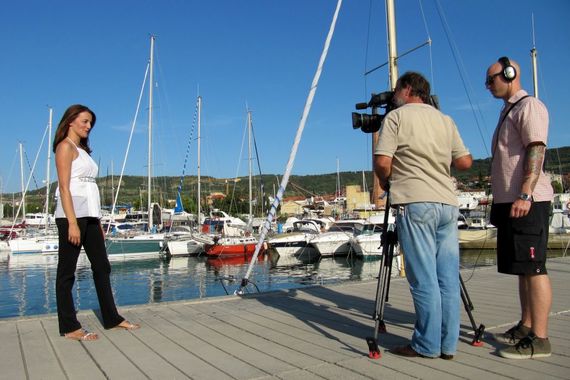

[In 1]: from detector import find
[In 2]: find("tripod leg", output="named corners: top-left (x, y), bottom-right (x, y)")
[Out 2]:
top-left (366, 252), bottom-right (387, 359)
top-left (459, 273), bottom-right (485, 346)
top-left (366, 231), bottom-right (397, 359)
top-left (377, 242), bottom-right (395, 330)
top-left (365, 196), bottom-right (395, 360)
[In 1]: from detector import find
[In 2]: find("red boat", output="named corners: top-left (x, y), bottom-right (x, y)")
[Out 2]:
top-left (0, 223), bottom-right (26, 241)
top-left (204, 235), bottom-right (266, 258)
top-left (206, 252), bottom-right (266, 269)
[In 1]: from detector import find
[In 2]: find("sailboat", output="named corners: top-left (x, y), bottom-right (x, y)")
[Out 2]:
top-left (9, 110), bottom-right (60, 255)
top-left (161, 95), bottom-right (209, 257)
top-left (105, 35), bottom-right (164, 259)
top-left (203, 110), bottom-right (265, 258)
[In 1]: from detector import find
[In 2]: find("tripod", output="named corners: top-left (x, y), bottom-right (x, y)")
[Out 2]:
top-left (366, 193), bottom-right (485, 360)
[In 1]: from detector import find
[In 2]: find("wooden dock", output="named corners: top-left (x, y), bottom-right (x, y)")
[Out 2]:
top-left (1, 257), bottom-right (569, 379)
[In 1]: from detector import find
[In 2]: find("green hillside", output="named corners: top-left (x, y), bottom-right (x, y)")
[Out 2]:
top-left (7, 146), bottom-right (570, 216)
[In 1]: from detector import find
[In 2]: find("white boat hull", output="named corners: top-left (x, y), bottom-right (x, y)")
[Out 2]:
top-left (272, 244), bottom-right (319, 259)
top-left (310, 231), bottom-right (353, 257)
top-left (351, 234), bottom-right (383, 257)
top-left (166, 239), bottom-right (204, 256)
top-left (311, 240), bottom-right (351, 257)
top-left (8, 237), bottom-right (59, 255)
top-left (268, 231), bottom-right (317, 258)
top-left (458, 228), bottom-right (498, 249)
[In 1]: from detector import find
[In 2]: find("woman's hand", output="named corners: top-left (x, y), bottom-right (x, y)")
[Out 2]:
top-left (68, 222), bottom-right (81, 246)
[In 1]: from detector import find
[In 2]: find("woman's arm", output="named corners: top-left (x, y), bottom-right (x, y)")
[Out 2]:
top-left (55, 141), bottom-right (81, 246)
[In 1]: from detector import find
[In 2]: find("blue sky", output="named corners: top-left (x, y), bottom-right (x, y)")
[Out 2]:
top-left (1, 0), bottom-right (569, 194)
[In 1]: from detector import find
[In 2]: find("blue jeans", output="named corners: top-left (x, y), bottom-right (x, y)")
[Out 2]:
top-left (396, 202), bottom-right (460, 357)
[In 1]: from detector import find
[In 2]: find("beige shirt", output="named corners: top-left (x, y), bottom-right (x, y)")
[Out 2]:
top-left (375, 103), bottom-right (470, 206)
top-left (491, 90), bottom-right (553, 203)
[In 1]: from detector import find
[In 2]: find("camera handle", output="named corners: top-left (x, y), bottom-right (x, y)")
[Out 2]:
top-left (365, 193), bottom-right (486, 360)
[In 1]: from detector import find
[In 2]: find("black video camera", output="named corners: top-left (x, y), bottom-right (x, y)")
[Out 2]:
top-left (352, 91), bottom-right (441, 134)
top-left (352, 91), bottom-right (395, 134)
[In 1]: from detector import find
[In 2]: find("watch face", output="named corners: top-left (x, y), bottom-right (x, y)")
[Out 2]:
top-left (520, 193), bottom-right (531, 201)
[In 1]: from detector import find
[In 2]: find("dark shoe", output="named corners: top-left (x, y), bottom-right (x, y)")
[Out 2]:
top-left (391, 345), bottom-right (430, 358)
top-left (440, 353), bottom-right (454, 360)
top-left (491, 321), bottom-right (530, 346)
top-left (498, 333), bottom-right (551, 359)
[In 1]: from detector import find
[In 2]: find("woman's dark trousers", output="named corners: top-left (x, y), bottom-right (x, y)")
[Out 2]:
top-left (56, 217), bottom-right (124, 334)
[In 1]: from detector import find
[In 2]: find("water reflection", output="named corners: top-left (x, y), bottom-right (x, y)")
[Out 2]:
top-left (1, 248), bottom-right (565, 319)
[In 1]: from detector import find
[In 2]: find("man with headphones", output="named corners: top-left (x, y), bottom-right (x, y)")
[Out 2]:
top-left (486, 56), bottom-right (553, 359)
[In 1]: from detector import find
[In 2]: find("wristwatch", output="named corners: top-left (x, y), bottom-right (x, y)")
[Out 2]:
top-left (519, 193), bottom-right (532, 201)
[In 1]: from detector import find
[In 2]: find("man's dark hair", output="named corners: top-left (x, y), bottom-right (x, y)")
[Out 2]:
top-left (397, 71), bottom-right (431, 104)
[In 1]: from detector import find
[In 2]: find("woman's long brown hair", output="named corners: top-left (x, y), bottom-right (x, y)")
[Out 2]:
top-left (52, 104), bottom-right (96, 154)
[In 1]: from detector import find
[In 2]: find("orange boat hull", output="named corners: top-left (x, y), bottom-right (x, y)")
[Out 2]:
top-left (204, 242), bottom-right (264, 257)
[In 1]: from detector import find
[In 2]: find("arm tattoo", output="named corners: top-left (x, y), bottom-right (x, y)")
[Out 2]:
top-left (523, 144), bottom-right (546, 191)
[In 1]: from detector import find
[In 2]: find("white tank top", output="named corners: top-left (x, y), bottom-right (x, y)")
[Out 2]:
top-left (55, 138), bottom-right (101, 219)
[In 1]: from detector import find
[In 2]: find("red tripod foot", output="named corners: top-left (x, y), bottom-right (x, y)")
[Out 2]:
top-left (366, 337), bottom-right (382, 359)
top-left (471, 339), bottom-right (484, 347)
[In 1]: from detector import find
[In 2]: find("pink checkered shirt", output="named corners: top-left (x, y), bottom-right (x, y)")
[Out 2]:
top-left (491, 90), bottom-right (553, 203)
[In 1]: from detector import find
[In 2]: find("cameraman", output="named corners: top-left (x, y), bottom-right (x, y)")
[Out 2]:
top-left (374, 71), bottom-right (472, 359)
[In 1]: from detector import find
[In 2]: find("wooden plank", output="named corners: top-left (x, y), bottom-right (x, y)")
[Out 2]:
top-left (87, 313), bottom-right (188, 379)
top-left (73, 314), bottom-right (147, 378)
top-left (334, 357), bottom-right (418, 380)
top-left (17, 319), bottom-right (65, 379)
top-left (1, 257), bottom-right (568, 380)
top-left (174, 304), bottom-right (326, 369)
top-left (0, 320), bottom-right (26, 379)
top-left (129, 308), bottom-right (238, 380)
top-left (41, 317), bottom-right (106, 380)
top-left (197, 300), bottom-right (364, 361)
top-left (130, 306), bottom-right (268, 380)
top-left (153, 305), bottom-right (295, 376)
top-left (190, 303), bottom-right (356, 363)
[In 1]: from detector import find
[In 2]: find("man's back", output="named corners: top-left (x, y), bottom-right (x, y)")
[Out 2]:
top-left (375, 103), bottom-right (469, 205)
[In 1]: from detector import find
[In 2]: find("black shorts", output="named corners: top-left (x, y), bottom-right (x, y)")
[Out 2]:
top-left (490, 201), bottom-right (550, 275)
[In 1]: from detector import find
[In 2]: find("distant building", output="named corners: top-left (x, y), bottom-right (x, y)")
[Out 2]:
top-left (280, 196), bottom-right (306, 216)
top-left (346, 184), bottom-right (377, 212)
top-left (206, 192), bottom-right (226, 206)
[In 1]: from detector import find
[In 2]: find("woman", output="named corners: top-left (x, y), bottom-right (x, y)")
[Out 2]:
top-left (54, 104), bottom-right (139, 341)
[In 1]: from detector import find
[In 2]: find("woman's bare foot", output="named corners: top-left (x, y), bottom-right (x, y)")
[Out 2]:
top-left (64, 329), bottom-right (98, 341)
top-left (114, 320), bottom-right (141, 330)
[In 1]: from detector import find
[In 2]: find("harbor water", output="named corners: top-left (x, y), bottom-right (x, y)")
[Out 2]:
top-left (0, 249), bottom-right (565, 319)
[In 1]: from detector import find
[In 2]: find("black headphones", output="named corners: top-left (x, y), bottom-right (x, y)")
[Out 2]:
top-left (498, 56), bottom-right (517, 82)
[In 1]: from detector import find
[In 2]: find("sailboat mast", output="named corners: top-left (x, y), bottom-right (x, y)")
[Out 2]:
top-left (197, 95), bottom-right (202, 224)
top-left (111, 161), bottom-right (115, 214)
top-left (530, 14), bottom-right (539, 99)
top-left (336, 157), bottom-right (340, 198)
top-left (147, 35), bottom-right (155, 229)
top-left (19, 142), bottom-right (26, 218)
top-left (44, 107), bottom-right (53, 229)
top-left (248, 109), bottom-right (253, 224)
top-left (373, 0), bottom-right (399, 208)
top-left (386, 0), bottom-right (399, 90)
